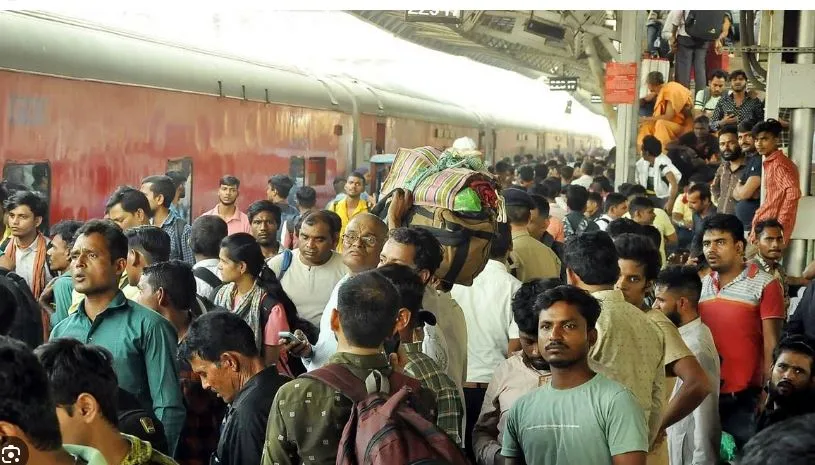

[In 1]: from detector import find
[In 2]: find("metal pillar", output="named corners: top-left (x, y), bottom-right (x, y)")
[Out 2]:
top-left (786, 10), bottom-right (815, 275)
top-left (613, 10), bottom-right (646, 188)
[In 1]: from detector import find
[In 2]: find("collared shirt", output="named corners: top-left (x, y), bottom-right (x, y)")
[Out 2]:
top-left (215, 365), bottom-right (288, 465)
top-left (509, 230), bottom-right (561, 283)
top-left (423, 287), bottom-right (469, 393)
top-left (752, 254), bottom-right (791, 313)
top-left (753, 150), bottom-right (802, 241)
top-left (646, 310), bottom-right (694, 368)
top-left (261, 352), bottom-right (438, 465)
top-left (67, 273), bottom-right (141, 317)
top-left (176, 357), bottom-right (225, 465)
top-left (268, 249), bottom-right (349, 327)
top-left (121, 433), bottom-right (178, 465)
top-left (712, 159), bottom-right (748, 214)
top-left (635, 154), bottom-right (682, 199)
top-left (699, 263), bottom-right (785, 393)
top-left (51, 291), bottom-right (186, 454)
top-left (202, 205), bottom-right (251, 236)
top-left (589, 289), bottom-right (666, 443)
top-left (667, 318), bottom-right (721, 465)
top-left (51, 274), bottom-right (74, 328)
top-left (711, 92), bottom-right (765, 130)
top-left (451, 260), bottom-right (521, 383)
top-left (403, 341), bottom-right (465, 447)
top-left (192, 259), bottom-right (221, 300)
top-left (596, 214), bottom-right (614, 232)
top-left (12, 235), bottom-right (52, 294)
top-left (473, 352), bottom-right (550, 465)
top-left (156, 214), bottom-right (194, 264)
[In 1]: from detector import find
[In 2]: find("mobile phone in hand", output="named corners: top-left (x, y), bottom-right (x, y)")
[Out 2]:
top-left (279, 331), bottom-right (298, 343)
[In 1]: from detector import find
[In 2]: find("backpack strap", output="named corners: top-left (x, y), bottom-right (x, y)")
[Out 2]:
top-left (278, 249), bottom-right (293, 281)
top-left (193, 267), bottom-right (221, 288)
top-left (302, 364), bottom-right (421, 404)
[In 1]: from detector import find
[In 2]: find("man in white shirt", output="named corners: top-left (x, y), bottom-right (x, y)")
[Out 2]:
top-left (653, 266), bottom-right (721, 465)
top-left (694, 70), bottom-right (728, 118)
top-left (451, 222), bottom-right (521, 460)
top-left (595, 193), bottom-right (629, 232)
top-left (570, 160), bottom-right (595, 189)
top-left (267, 211), bottom-right (348, 327)
top-left (635, 135), bottom-right (682, 212)
top-left (0, 191), bottom-right (52, 299)
top-left (189, 215), bottom-right (227, 299)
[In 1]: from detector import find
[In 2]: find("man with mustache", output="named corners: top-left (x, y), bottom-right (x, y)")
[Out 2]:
top-left (750, 220), bottom-right (810, 315)
top-left (755, 335), bottom-right (815, 433)
top-left (501, 285), bottom-right (649, 465)
top-left (202, 176), bottom-right (251, 236)
top-left (712, 125), bottom-right (748, 215)
top-left (472, 279), bottom-right (557, 465)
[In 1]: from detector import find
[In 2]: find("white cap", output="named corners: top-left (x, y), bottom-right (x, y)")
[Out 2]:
top-left (452, 136), bottom-right (477, 151)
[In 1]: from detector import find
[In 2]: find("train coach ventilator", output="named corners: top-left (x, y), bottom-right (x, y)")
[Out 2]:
top-left (372, 146), bottom-right (502, 287)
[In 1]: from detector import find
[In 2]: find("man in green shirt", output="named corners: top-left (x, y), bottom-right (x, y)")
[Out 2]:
top-left (502, 285), bottom-right (649, 465)
top-left (50, 220), bottom-right (185, 455)
top-left (35, 338), bottom-right (178, 465)
top-left (0, 335), bottom-right (108, 465)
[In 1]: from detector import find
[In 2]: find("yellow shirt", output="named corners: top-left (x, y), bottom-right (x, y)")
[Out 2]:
top-left (625, 208), bottom-right (675, 268)
top-left (331, 197), bottom-right (368, 252)
top-left (672, 193), bottom-right (694, 226)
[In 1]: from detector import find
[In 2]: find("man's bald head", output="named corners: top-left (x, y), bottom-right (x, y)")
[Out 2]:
top-left (343, 213), bottom-right (388, 273)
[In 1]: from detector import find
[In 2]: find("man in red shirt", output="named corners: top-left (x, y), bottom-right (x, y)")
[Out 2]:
top-left (698, 213), bottom-right (784, 450)
top-left (750, 119), bottom-right (801, 243)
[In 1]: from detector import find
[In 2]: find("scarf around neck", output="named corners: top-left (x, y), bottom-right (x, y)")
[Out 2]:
top-left (6, 232), bottom-right (48, 298)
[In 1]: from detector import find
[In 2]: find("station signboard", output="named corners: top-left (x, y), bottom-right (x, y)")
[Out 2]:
top-left (605, 62), bottom-right (638, 104)
top-left (405, 10), bottom-right (462, 24)
top-left (549, 77), bottom-right (579, 91)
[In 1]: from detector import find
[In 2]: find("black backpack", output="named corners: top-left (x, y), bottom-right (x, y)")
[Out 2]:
top-left (117, 388), bottom-right (169, 455)
top-left (0, 269), bottom-right (46, 348)
top-left (684, 11), bottom-right (728, 41)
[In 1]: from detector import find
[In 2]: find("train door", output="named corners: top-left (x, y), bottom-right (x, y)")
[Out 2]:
top-left (166, 158), bottom-right (192, 224)
top-left (2, 161), bottom-right (51, 232)
top-left (375, 122), bottom-right (387, 155)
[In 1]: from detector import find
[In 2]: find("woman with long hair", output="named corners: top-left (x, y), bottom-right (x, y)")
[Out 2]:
top-left (213, 233), bottom-right (315, 376)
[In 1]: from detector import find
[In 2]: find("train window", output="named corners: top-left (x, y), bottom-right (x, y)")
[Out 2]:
top-left (2, 162), bottom-right (51, 231)
top-left (306, 157), bottom-right (327, 186)
top-left (166, 158), bottom-right (193, 224)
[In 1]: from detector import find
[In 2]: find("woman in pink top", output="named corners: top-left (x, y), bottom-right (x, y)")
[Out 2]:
top-left (213, 233), bottom-right (316, 377)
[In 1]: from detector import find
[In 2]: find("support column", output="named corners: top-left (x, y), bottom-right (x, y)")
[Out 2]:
top-left (613, 10), bottom-right (646, 187)
top-left (786, 10), bottom-right (815, 275)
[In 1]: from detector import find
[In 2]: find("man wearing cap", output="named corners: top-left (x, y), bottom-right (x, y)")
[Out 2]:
top-left (505, 188), bottom-right (562, 282)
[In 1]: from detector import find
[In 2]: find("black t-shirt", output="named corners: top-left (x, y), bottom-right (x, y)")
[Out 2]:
top-left (735, 154), bottom-right (762, 230)
top-left (214, 365), bottom-right (289, 465)
top-left (677, 133), bottom-right (718, 161)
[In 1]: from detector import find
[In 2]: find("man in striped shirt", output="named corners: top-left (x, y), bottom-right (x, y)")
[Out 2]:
top-left (749, 119), bottom-right (801, 242)
top-left (698, 213), bottom-right (784, 449)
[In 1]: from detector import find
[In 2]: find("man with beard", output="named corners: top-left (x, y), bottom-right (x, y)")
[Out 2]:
top-left (710, 70), bottom-right (765, 131)
top-left (698, 214), bottom-right (784, 449)
top-left (712, 125), bottom-right (748, 215)
top-left (751, 220), bottom-right (810, 315)
top-left (473, 279), bottom-right (557, 465)
top-left (732, 121), bottom-right (761, 232)
top-left (502, 285), bottom-right (649, 465)
top-left (755, 335), bottom-right (815, 433)
top-left (687, 184), bottom-right (717, 238)
top-left (247, 200), bottom-right (281, 258)
top-left (141, 175), bottom-right (194, 264)
top-left (202, 175), bottom-right (250, 235)
top-left (653, 266), bottom-right (721, 465)
top-left (677, 116), bottom-right (719, 162)
top-left (166, 170), bottom-right (188, 221)
top-left (329, 172), bottom-right (368, 252)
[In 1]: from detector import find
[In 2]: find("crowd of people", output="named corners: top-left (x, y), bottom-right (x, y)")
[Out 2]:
top-left (0, 77), bottom-right (814, 464)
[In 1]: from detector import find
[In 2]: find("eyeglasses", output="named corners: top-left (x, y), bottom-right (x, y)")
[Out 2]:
top-left (342, 233), bottom-right (377, 248)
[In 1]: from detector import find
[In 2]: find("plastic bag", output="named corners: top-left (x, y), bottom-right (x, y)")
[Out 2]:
top-left (720, 431), bottom-right (737, 462)
top-left (453, 188), bottom-right (482, 212)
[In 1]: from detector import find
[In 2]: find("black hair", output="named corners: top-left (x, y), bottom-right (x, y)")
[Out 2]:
top-left (773, 335), bottom-right (815, 373)
top-left (0, 284), bottom-right (16, 336)
top-left (268, 174), bottom-right (294, 198)
top-left (628, 196), bottom-right (655, 216)
top-left (535, 285), bottom-right (602, 329)
top-left (388, 227), bottom-right (443, 274)
top-left (688, 172), bottom-right (710, 185)
top-left (518, 166), bottom-right (535, 182)
top-left (300, 210), bottom-right (340, 237)
top-left (617, 183), bottom-right (634, 197)
top-left (755, 219), bottom-right (784, 237)
top-left (709, 69), bottom-right (728, 81)
top-left (694, 115), bottom-right (711, 126)
top-left (603, 193), bottom-right (627, 214)
top-left (719, 125), bottom-right (738, 137)
top-left (646, 71), bottom-right (665, 85)
top-left (752, 119), bottom-right (783, 138)
top-left (219, 175), bottom-right (240, 188)
top-left (701, 213), bottom-right (746, 246)
top-left (124, 225), bottom-right (171, 265)
top-left (105, 186), bottom-right (151, 216)
top-left (540, 177), bottom-right (562, 200)
top-left (490, 222), bottom-right (513, 259)
top-left (142, 260), bottom-right (197, 311)
top-left (165, 170), bottom-right (188, 189)
top-left (655, 265), bottom-right (703, 305)
top-left (375, 264), bottom-right (425, 328)
top-left (4, 190), bottom-right (47, 218)
top-left (494, 161), bottom-right (512, 174)
top-left (34, 339), bottom-right (119, 427)
top-left (295, 186), bottom-right (317, 209)
top-left (688, 183), bottom-right (711, 202)
top-left (740, 413), bottom-right (815, 465)
top-left (535, 163), bottom-right (549, 179)
top-left (246, 200), bottom-right (282, 226)
top-left (641, 225), bottom-right (663, 252)
top-left (506, 205), bottom-right (531, 224)
top-left (511, 278), bottom-right (562, 335)
top-left (559, 165), bottom-right (574, 180)
top-left (0, 336), bottom-right (62, 451)
top-left (738, 121), bottom-right (755, 134)
top-left (729, 69), bottom-right (748, 81)
top-left (529, 194), bottom-right (550, 217)
top-left (336, 270), bottom-right (400, 348)
top-left (141, 175), bottom-right (176, 209)
top-left (322, 210), bottom-right (343, 237)
top-left (614, 233), bottom-right (661, 281)
top-left (179, 311), bottom-right (259, 362)
top-left (50, 220), bottom-right (83, 246)
top-left (592, 176), bottom-right (614, 194)
top-left (191, 215), bottom-right (228, 258)
top-left (625, 184), bottom-right (647, 198)
top-left (565, 185), bottom-right (589, 212)
top-left (587, 191), bottom-right (603, 207)
top-left (581, 160), bottom-right (595, 174)
top-left (333, 177), bottom-right (347, 194)
top-left (642, 135), bottom-right (662, 157)
top-left (348, 172), bottom-right (367, 186)
top-left (564, 231), bottom-right (619, 285)
top-left (75, 219), bottom-right (129, 262)
top-left (220, 233), bottom-right (310, 336)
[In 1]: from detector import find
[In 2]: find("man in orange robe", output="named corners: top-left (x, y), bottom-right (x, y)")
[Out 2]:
top-left (638, 71), bottom-right (694, 150)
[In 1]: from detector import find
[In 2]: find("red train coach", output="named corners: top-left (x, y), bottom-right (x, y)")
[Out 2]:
top-left (0, 11), bottom-right (600, 226)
